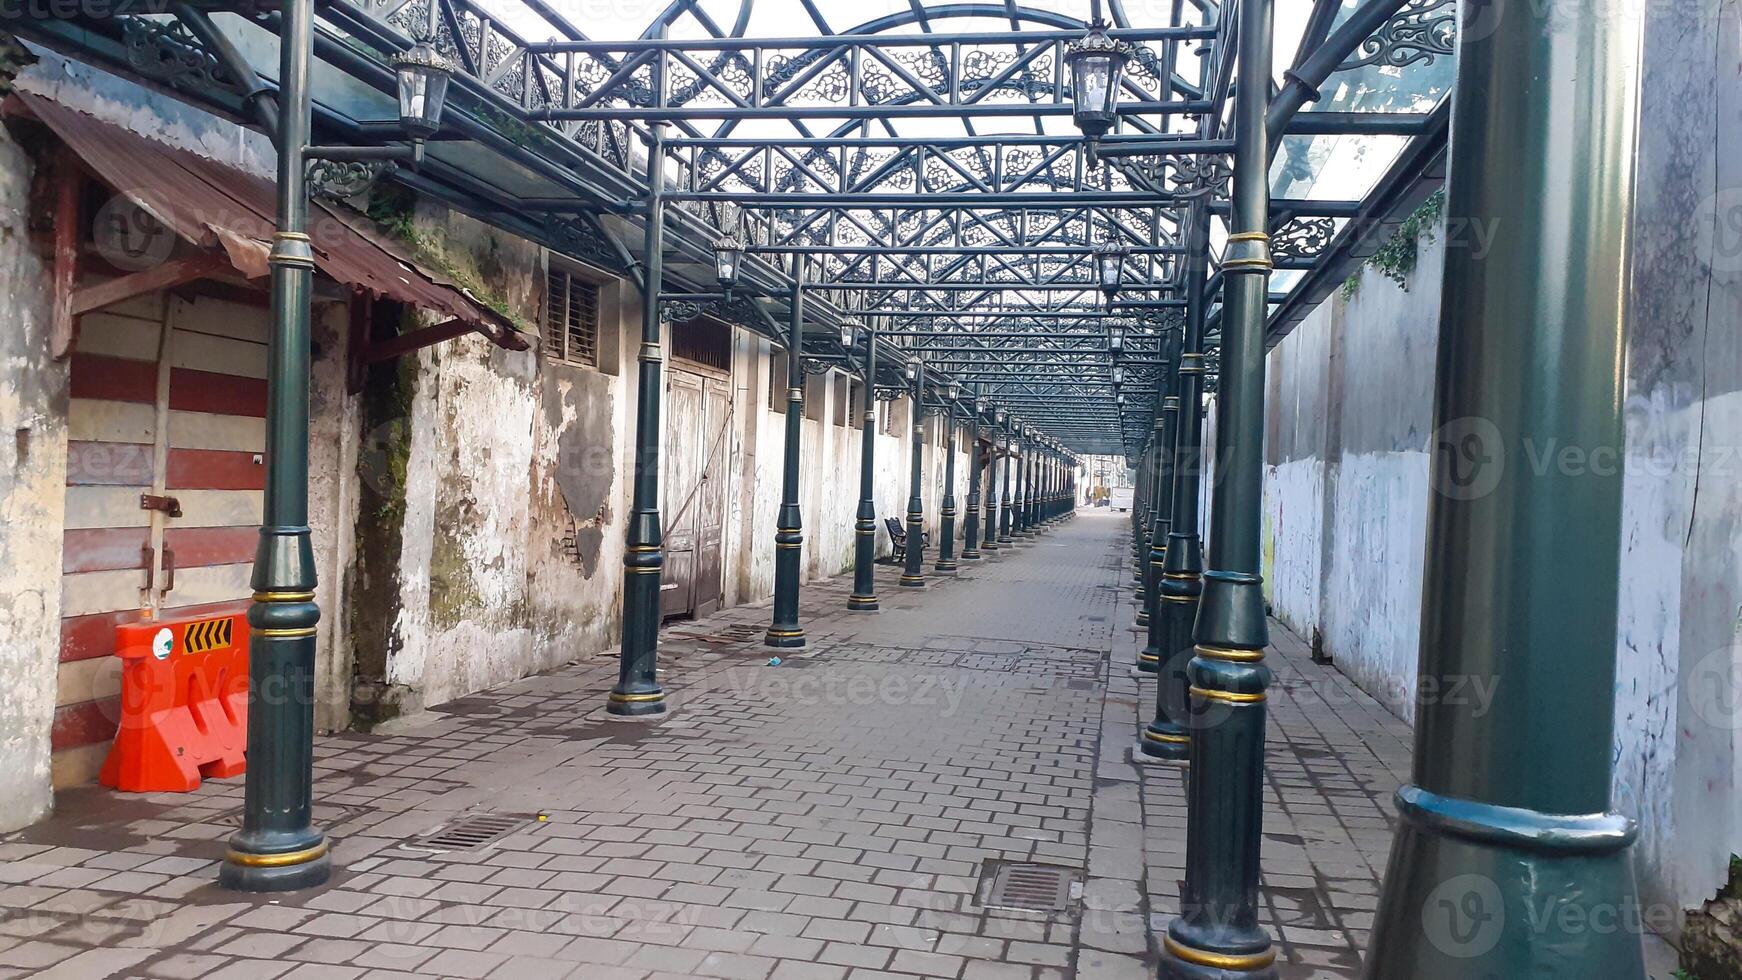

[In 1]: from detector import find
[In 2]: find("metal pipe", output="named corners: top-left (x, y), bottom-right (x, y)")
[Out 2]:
top-left (533, 25), bottom-right (1216, 53)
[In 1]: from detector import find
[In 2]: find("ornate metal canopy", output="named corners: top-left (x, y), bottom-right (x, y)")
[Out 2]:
top-left (15, 0), bottom-right (1455, 457)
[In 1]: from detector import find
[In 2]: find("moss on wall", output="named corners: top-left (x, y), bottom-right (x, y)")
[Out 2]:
top-left (346, 310), bottom-right (418, 728)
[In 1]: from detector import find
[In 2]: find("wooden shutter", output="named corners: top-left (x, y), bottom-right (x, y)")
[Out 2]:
top-left (544, 269), bottom-right (599, 367)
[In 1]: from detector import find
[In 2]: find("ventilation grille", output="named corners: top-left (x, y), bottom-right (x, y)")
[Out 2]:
top-left (413, 813), bottom-right (534, 852)
top-left (977, 861), bottom-right (1081, 913)
top-left (544, 269), bottom-right (599, 367)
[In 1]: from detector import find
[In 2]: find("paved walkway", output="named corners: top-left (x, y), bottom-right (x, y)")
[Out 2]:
top-left (0, 511), bottom-right (1412, 980)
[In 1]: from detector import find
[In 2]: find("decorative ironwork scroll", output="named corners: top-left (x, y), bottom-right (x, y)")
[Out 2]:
top-left (1339, 0), bottom-right (1456, 71)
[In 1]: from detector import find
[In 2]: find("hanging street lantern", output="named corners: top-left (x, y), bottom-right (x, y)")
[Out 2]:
top-left (713, 231), bottom-right (747, 290)
top-left (1112, 365), bottom-right (1126, 386)
top-left (996, 408), bottom-right (1008, 424)
top-left (1064, 21), bottom-right (1131, 142)
top-left (1108, 320), bottom-right (1126, 353)
top-left (904, 357), bottom-right (921, 381)
top-left (838, 315), bottom-right (861, 349)
top-left (945, 379), bottom-right (962, 400)
top-left (394, 40), bottom-right (456, 140)
top-left (1095, 241), bottom-right (1129, 302)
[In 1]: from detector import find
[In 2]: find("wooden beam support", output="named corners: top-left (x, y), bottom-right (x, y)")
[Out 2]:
top-left (48, 153), bottom-right (80, 360)
top-left (362, 317), bottom-right (476, 364)
top-left (69, 251), bottom-right (236, 317)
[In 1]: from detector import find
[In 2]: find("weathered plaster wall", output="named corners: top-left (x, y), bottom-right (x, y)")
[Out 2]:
top-left (307, 303), bottom-right (359, 732)
top-left (1610, 0), bottom-right (1742, 927)
top-left (0, 104), bottom-right (66, 832)
top-left (1260, 228), bottom-right (1443, 723)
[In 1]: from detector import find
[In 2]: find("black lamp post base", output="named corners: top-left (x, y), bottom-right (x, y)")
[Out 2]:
top-left (606, 690), bottom-right (668, 716)
top-left (898, 575), bottom-right (927, 588)
top-left (1134, 651), bottom-right (1160, 672)
top-left (764, 628), bottom-right (807, 648)
top-left (847, 595), bottom-right (880, 611)
top-left (218, 842), bottom-right (332, 894)
top-left (1137, 723), bottom-right (1190, 762)
top-left (960, 549), bottom-right (982, 560)
top-left (933, 560), bottom-right (958, 573)
top-left (1159, 941), bottom-right (1278, 980)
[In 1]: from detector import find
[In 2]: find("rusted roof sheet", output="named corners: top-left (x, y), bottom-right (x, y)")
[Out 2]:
top-left (10, 92), bottom-right (527, 349)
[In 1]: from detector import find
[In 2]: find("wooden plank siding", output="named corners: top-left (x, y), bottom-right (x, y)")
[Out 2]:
top-left (53, 293), bottom-right (269, 787)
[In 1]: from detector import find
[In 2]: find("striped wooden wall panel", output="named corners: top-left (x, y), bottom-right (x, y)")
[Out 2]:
top-left (54, 293), bottom-right (271, 787)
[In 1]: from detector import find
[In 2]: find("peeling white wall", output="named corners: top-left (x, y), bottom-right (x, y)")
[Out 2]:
top-left (0, 106), bottom-right (66, 832)
top-left (1261, 228), bottom-right (1442, 723)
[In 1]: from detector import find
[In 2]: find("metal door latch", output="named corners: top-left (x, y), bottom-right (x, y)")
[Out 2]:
top-left (140, 494), bottom-right (182, 518)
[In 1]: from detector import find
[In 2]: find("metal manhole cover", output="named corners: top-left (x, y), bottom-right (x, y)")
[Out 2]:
top-left (411, 813), bottom-right (537, 852)
top-left (976, 861), bottom-right (1082, 913)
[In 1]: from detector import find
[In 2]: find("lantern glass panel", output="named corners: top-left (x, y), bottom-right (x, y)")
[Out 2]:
top-left (715, 247), bottom-right (741, 287)
top-left (396, 44), bottom-right (451, 137)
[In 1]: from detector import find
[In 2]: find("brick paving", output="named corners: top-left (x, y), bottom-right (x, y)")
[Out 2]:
top-left (0, 512), bottom-right (1411, 979)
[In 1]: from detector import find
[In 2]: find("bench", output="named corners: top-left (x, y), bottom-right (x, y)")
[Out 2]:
top-left (885, 517), bottom-right (930, 561)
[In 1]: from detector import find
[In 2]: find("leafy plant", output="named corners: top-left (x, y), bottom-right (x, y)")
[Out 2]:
top-left (1341, 188), bottom-right (1447, 298)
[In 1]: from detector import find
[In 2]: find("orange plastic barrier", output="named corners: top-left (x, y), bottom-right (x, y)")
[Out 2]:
top-left (99, 612), bottom-right (249, 793)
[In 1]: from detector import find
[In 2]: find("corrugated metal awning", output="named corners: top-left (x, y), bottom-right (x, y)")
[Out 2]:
top-left (9, 91), bottom-right (528, 350)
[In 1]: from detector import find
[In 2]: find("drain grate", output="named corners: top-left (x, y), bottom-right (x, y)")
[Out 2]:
top-left (697, 622), bottom-right (766, 644)
top-left (976, 861), bottom-right (1081, 913)
top-left (412, 812), bottom-right (535, 852)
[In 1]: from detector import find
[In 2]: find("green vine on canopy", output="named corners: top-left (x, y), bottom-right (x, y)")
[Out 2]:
top-left (1341, 187), bottom-right (1446, 299)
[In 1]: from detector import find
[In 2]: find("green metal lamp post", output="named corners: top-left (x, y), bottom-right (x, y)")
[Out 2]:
top-left (961, 398), bottom-right (985, 561)
top-left (1159, 0), bottom-right (1277, 971)
top-left (935, 383), bottom-right (961, 573)
top-left (606, 116), bottom-right (675, 716)
top-left (1024, 442), bottom-right (1038, 532)
top-left (997, 414), bottom-right (1014, 544)
top-left (765, 273), bottom-right (808, 646)
top-left (848, 321), bottom-right (879, 612)
top-left (1143, 205), bottom-right (1210, 766)
top-left (1364, 0), bottom-right (1646, 974)
top-left (224, 0), bottom-right (456, 890)
top-left (221, 0), bottom-right (331, 892)
top-left (1139, 331), bottom-right (1183, 674)
top-left (983, 409), bottom-right (1004, 553)
top-left (1013, 426), bottom-right (1031, 537)
top-left (1133, 421), bottom-right (1162, 649)
top-left (900, 358), bottom-right (928, 587)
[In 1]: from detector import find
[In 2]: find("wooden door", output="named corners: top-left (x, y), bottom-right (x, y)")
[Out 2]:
top-left (691, 376), bottom-right (731, 617)
top-left (661, 368), bottom-right (733, 620)
top-left (660, 371), bottom-right (704, 618)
